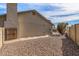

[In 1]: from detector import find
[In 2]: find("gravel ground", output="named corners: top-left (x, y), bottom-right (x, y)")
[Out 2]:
top-left (0, 35), bottom-right (79, 56)
top-left (62, 36), bottom-right (79, 56)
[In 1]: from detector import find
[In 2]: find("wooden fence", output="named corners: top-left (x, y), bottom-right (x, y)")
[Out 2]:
top-left (67, 24), bottom-right (79, 46)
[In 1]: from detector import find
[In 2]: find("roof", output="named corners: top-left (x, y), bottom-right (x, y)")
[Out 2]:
top-left (0, 10), bottom-right (53, 25)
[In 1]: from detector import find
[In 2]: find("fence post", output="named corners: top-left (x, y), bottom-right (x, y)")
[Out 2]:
top-left (2, 28), bottom-right (5, 45)
top-left (69, 27), bottom-right (70, 38)
top-left (75, 24), bottom-right (76, 43)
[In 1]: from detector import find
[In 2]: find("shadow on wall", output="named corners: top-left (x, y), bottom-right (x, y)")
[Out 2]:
top-left (61, 37), bottom-right (79, 56)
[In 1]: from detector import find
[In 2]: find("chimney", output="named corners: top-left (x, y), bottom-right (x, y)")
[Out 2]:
top-left (4, 3), bottom-right (18, 28)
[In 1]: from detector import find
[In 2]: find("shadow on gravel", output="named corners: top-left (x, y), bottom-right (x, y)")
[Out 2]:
top-left (62, 37), bottom-right (79, 56)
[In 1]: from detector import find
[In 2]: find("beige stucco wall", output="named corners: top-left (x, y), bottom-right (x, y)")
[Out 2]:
top-left (18, 12), bottom-right (52, 38)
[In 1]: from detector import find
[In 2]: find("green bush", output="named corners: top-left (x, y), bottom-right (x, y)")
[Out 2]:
top-left (57, 22), bottom-right (68, 35)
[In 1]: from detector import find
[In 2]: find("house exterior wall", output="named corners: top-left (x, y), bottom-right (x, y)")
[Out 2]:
top-left (18, 12), bottom-right (52, 38)
top-left (0, 10), bottom-right (52, 39)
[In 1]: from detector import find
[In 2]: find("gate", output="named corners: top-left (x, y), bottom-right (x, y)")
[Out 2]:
top-left (5, 28), bottom-right (17, 40)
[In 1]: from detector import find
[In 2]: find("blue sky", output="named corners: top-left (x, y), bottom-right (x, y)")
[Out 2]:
top-left (0, 3), bottom-right (79, 25)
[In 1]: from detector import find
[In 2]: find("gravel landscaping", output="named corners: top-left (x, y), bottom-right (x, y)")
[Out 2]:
top-left (0, 35), bottom-right (79, 56)
top-left (62, 36), bottom-right (79, 56)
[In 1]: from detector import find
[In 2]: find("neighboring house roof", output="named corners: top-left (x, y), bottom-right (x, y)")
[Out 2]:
top-left (0, 10), bottom-right (53, 25)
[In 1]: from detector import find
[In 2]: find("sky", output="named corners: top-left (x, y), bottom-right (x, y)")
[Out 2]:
top-left (0, 3), bottom-right (79, 25)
